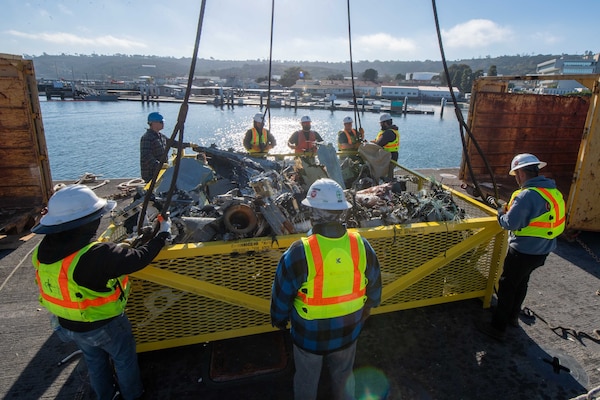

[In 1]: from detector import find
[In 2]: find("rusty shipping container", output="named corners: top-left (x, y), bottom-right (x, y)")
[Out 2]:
top-left (459, 74), bottom-right (600, 233)
top-left (0, 54), bottom-right (53, 234)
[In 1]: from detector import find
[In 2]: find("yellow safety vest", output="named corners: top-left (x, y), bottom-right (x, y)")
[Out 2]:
top-left (374, 129), bottom-right (399, 153)
top-left (508, 187), bottom-right (566, 239)
top-left (338, 129), bottom-right (361, 151)
top-left (294, 232), bottom-right (368, 320)
top-left (33, 242), bottom-right (130, 322)
top-left (249, 127), bottom-right (270, 153)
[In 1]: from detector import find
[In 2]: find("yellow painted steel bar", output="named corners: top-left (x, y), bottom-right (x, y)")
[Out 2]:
top-left (136, 324), bottom-right (277, 353)
top-left (132, 266), bottom-right (271, 313)
top-left (380, 220), bottom-right (501, 302)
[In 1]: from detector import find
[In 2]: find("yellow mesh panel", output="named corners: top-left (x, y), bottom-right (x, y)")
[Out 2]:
top-left (106, 173), bottom-right (506, 352)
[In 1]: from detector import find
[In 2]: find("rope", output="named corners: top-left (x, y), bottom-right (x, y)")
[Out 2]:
top-left (135, 0), bottom-right (208, 242)
top-left (431, 0), bottom-right (499, 205)
top-left (346, 0), bottom-right (362, 131)
top-left (522, 307), bottom-right (600, 346)
top-left (264, 0), bottom-right (275, 130)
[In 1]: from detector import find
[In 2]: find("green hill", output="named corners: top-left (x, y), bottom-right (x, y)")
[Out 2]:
top-left (27, 53), bottom-right (560, 82)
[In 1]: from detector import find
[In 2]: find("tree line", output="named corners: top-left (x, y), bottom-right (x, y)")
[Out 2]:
top-left (28, 53), bottom-right (567, 92)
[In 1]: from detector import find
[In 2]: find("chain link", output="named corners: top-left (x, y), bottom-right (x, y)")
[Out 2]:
top-left (575, 236), bottom-right (600, 264)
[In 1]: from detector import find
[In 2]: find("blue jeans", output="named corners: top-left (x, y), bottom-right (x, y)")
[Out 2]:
top-left (293, 341), bottom-right (357, 400)
top-left (61, 314), bottom-right (143, 400)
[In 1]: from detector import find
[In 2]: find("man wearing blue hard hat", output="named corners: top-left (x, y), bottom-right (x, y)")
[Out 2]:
top-left (140, 112), bottom-right (193, 182)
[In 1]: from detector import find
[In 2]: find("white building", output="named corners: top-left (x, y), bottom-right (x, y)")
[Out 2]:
top-left (535, 53), bottom-right (599, 93)
top-left (380, 86), bottom-right (420, 99)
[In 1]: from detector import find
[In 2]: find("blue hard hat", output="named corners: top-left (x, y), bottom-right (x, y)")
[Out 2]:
top-left (148, 112), bottom-right (164, 123)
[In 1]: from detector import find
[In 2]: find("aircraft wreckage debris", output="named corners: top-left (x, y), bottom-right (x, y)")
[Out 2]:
top-left (109, 144), bottom-right (466, 244)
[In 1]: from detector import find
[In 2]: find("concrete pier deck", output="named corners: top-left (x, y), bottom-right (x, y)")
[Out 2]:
top-left (1, 171), bottom-right (599, 399)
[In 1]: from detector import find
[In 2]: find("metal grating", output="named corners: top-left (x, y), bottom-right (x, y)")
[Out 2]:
top-left (103, 170), bottom-right (507, 352)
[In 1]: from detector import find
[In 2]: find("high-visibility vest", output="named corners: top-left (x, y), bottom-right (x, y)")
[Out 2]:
top-left (508, 187), bottom-right (566, 239)
top-left (338, 129), bottom-right (360, 150)
top-left (33, 242), bottom-right (130, 322)
top-left (295, 130), bottom-right (318, 154)
top-left (249, 127), bottom-right (270, 153)
top-left (294, 232), bottom-right (368, 320)
top-left (374, 129), bottom-right (399, 153)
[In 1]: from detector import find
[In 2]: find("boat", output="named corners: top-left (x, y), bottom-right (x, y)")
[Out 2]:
top-left (73, 85), bottom-right (119, 101)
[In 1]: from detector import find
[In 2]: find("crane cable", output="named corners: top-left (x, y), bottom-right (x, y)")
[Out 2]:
top-left (135, 0), bottom-right (208, 242)
top-left (346, 0), bottom-right (363, 134)
top-left (431, 0), bottom-right (500, 205)
top-left (264, 0), bottom-right (275, 131)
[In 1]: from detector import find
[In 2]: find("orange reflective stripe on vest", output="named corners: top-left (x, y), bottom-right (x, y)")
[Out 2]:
top-left (35, 258), bottom-right (128, 310)
top-left (527, 187), bottom-right (565, 228)
top-left (298, 233), bottom-right (365, 306)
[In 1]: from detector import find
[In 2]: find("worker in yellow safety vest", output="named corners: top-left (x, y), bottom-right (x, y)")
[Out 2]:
top-left (372, 113), bottom-right (399, 179)
top-left (270, 178), bottom-right (382, 400)
top-left (31, 184), bottom-right (172, 400)
top-left (337, 116), bottom-right (364, 151)
top-left (477, 153), bottom-right (565, 342)
top-left (243, 113), bottom-right (277, 155)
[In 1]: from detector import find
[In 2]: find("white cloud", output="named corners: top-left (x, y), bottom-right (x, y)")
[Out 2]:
top-left (442, 19), bottom-right (513, 48)
top-left (531, 31), bottom-right (562, 45)
top-left (6, 30), bottom-right (147, 50)
top-left (57, 4), bottom-right (73, 16)
top-left (352, 33), bottom-right (418, 60)
top-left (356, 33), bottom-right (417, 53)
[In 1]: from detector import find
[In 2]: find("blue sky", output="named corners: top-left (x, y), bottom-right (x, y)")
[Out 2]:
top-left (2, 0), bottom-right (597, 62)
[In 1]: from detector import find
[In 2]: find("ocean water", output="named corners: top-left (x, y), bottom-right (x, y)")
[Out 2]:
top-left (39, 97), bottom-right (466, 181)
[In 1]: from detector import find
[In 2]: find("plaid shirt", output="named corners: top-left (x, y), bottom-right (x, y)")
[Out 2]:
top-left (270, 230), bottom-right (381, 354)
top-left (140, 129), bottom-right (168, 182)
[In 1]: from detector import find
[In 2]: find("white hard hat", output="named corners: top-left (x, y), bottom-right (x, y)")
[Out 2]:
top-left (343, 116), bottom-right (353, 124)
top-left (379, 113), bottom-right (392, 123)
top-left (253, 113), bottom-right (264, 123)
top-left (301, 115), bottom-right (311, 123)
top-left (509, 153), bottom-right (547, 176)
top-left (301, 178), bottom-right (352, 210)
top-left (32, 184), bottom-right (116, 234)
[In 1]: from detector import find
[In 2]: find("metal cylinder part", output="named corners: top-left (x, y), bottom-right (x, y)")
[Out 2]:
top-left (223, 203), bottom-right (258, 234)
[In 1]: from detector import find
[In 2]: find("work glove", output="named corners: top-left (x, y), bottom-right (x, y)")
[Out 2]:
top-left (486, 196), bottom-right (507, 214)
top-left (158, 216), bottom-right (172, 235)
top-left (358, 127), bottom-right (365, 140)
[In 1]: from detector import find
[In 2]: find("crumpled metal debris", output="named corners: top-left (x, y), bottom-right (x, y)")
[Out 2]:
top-left (110, 144), bottom-right (466, 244)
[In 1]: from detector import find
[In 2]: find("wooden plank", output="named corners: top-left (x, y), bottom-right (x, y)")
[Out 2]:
top-left (0, 129), bottom-right (37, 147)
top-left (0, 148), bottom-right (41, 168)
top-left (0, 78), bottom-right (27, 107)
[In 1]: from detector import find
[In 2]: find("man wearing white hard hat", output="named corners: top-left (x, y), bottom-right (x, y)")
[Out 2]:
top-left (243, 113), bottom-right (277, 156)
top-left (271, 178), bottom-right (381, 400)
top-left (287, 115), bottom-right (324, 155)
top-left (372, 113), bottom-right (399, 179)
top-left (31, 184), bottom-right (172, 400)
top-left (337, 116), bottom-right (364, 152)
top-left (477, 153), bottom-right (565, 342)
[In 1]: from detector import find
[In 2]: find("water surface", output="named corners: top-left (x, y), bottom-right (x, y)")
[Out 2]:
top-left (39, 98), bottom-right (465, 180)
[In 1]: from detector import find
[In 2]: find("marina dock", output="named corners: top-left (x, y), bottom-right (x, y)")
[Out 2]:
top-left (116, 94), bottom-right (437, 115)
top-left (1, 171), bottom-right (599, 400)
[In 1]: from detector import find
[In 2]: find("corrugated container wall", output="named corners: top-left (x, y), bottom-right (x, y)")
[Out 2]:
top-left (459, 75), bottom-right (600, 233)
top-left (0, 54), bottom-right (52, 233)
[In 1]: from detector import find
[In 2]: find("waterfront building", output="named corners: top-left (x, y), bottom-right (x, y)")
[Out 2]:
top-left (535, 53), bottom-right (600, 94)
